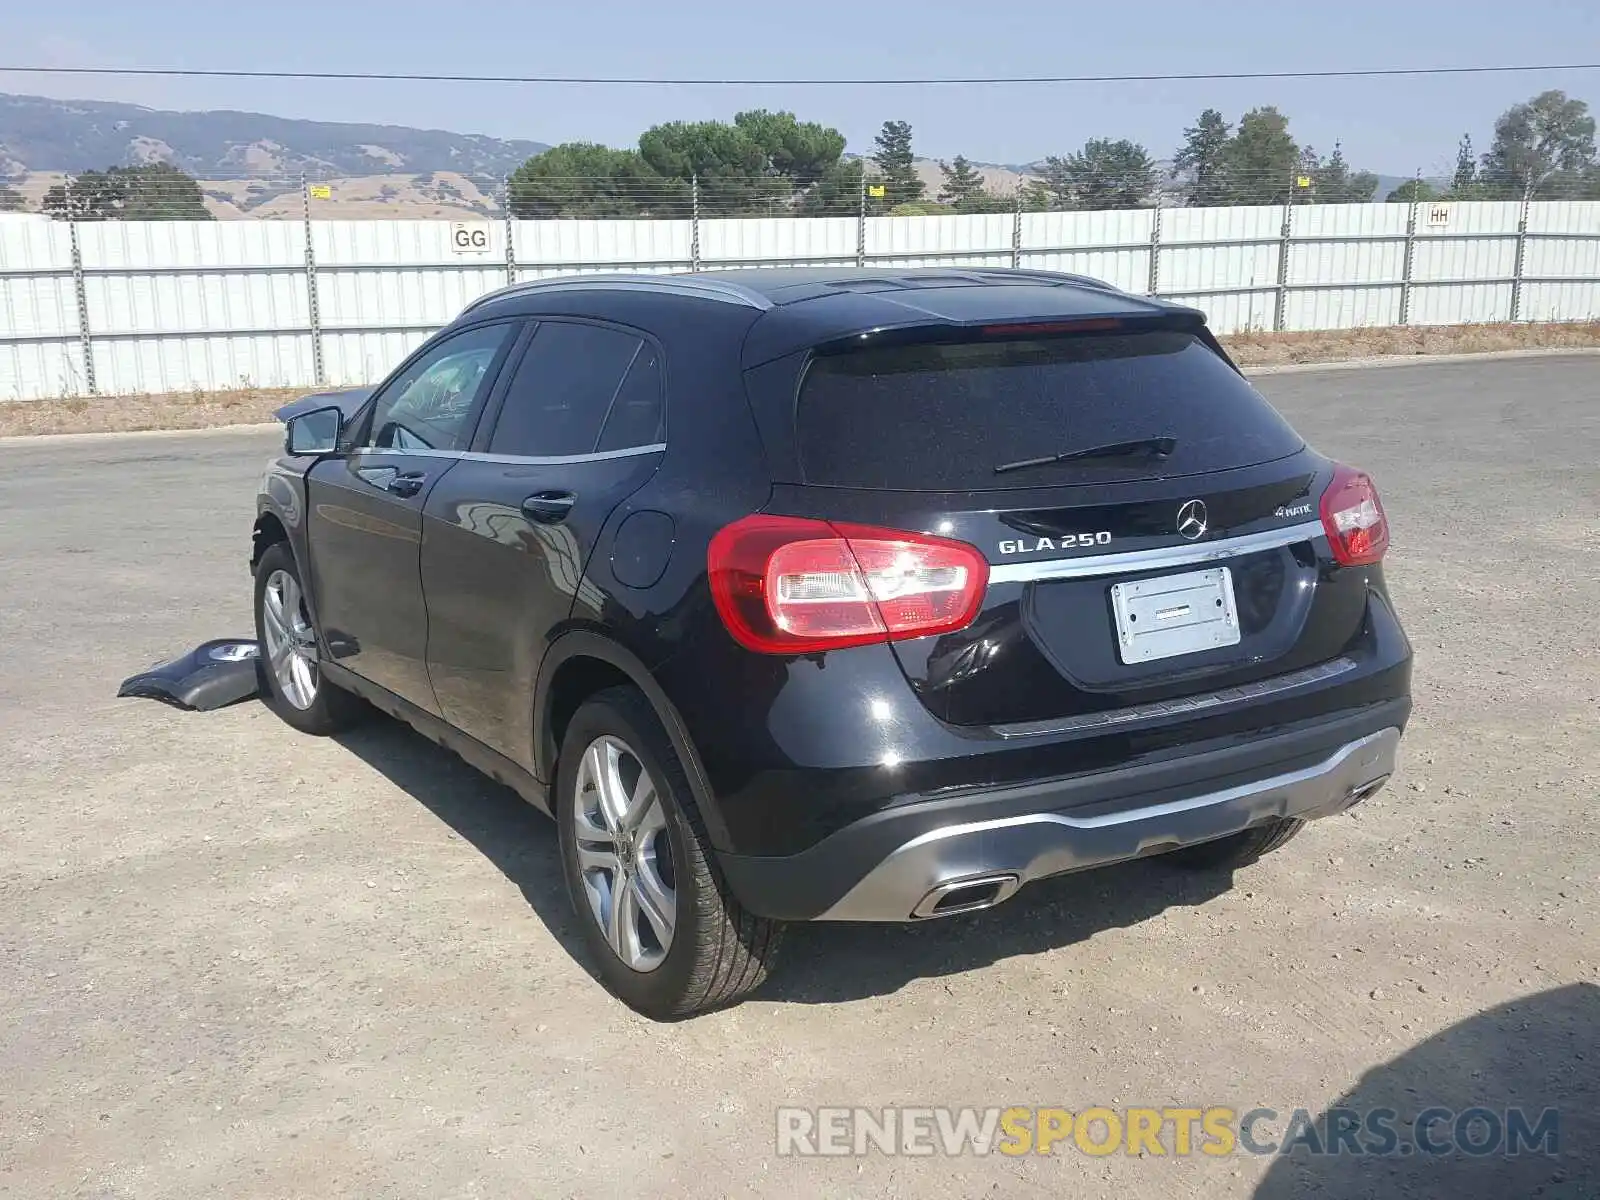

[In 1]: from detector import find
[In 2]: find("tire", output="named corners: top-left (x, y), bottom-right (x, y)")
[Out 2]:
top-left (556, 686), bottom-right (783, 1019)
top-left (1161, 817), bottom-right (1305, 871)
top-left (253, 541), bottom-right (364, 735)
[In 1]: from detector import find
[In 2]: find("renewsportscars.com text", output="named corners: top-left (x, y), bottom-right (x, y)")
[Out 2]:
top-left (776, 1105), bottom-right (1560, 1159)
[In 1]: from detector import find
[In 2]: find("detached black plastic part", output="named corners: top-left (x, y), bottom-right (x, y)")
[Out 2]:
top-left (117, 639), bottom-right (262, 711)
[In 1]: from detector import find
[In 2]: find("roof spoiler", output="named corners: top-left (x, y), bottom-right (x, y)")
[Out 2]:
top-left (802, 307), bottom-right (1211, 359)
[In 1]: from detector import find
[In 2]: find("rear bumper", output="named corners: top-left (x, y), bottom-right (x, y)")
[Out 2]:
top-left (716, 697), bottom-right (1408, 921)
top-left (823, 726), bottom-right (1397, 920)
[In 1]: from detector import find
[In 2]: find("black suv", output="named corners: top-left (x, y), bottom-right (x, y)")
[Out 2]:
top-left (253, 267), bottom-right (1411, 1019)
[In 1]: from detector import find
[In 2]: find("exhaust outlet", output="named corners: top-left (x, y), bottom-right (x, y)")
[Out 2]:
top-left (1348, 774), bottom-right (1392, 805)
top-left (911, 873), bottom-right (1021, 919)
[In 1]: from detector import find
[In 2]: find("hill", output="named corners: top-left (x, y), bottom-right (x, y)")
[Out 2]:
top-left (0, 92), bottom-right (547, 183)
top-left (3, 92), bottom-right (1439, 218)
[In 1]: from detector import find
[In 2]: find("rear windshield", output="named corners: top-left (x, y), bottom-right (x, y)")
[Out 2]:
top-left (796, 330), bottom-right (1304, 490)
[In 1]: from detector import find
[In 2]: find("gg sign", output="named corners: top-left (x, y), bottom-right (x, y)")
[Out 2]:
top-left (450, 223), bottom-right (493, 254)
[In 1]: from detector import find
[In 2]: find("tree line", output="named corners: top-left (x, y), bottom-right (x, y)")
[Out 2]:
top-left (5, 89), bottom-right (1596, 220)
top-left (26, 164), bottom-right (213, 220)
top-left (509, 88), bottom-right (1600, 217)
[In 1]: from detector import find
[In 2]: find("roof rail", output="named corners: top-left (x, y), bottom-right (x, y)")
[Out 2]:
top-left (462, 272), bottom-right (774, 315)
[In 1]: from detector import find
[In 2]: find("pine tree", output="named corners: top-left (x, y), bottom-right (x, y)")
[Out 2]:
top-left (1307, 141), bottom-right (1378, 203)
top-left (872, 120), bottom-right (924, 206)
top-left (1450, 134), bottom-right (1478, 197)
top-left (1052, 139), bottom-right (1158, 209)
top-left (1222, 108), bottom-right (1300, 205)
top-left (938, 155), bottom-right (985, 205)
top-left (1173, 108), bottom-right (1232, 207)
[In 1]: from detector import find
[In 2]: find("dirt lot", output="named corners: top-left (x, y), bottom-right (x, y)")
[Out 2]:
top-left (3, 323), bottom-right (1598, 438)
top-left (1, 356), bottom-right (1596, 1198)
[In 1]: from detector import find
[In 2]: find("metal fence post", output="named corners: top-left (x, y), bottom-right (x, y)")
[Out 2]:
top-left (856, 171), bottom-right (868, 267)
top-left (1272, 192), bottom-right (1294, 333)
top-left (66, 195), bottom-right (97, 396)
top-left (301, 174), bottom-right (325, 388)
top-left (1509, 181), bottom-right (1532, 322)
top-left (1147, 193), bottom-right (1163, 296)
top-left (1011, 186), bottom-right (1023, 268)
top-left (1398, 170), bottom-right (1420, 326)
top-left (690, 175), bottom-right (701, 272)
top-left (503, 177), bottom-right (517, 286)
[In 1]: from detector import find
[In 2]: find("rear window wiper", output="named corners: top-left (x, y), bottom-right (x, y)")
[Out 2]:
top-left (993, 436), bottom-right (1177, 475)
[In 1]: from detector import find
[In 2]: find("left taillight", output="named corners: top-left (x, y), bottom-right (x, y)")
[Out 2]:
top-left (1319, 463), bottom-right (1390, 566)
top-left (707, 514), bottom-right (990, 654)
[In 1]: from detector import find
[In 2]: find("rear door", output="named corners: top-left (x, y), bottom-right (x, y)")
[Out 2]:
top-left (305, 320), bottom-right (518, 712)
top-left (766, 324), bottom-right (1359, 727)
top-left (421, 318), bottom-right (667, 769)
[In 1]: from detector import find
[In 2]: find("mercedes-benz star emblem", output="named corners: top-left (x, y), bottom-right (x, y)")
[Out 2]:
top-left (1176, 499), bottom-right (1209, 541)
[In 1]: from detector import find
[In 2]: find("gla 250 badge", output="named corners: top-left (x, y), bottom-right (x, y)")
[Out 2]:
top-left (997, 532), bottom-right (1113, 555)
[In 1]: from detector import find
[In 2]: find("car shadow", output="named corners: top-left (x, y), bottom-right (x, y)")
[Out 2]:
top-left (1252, 983), bottom-right (1598, 1199)
top-left (764, 864), bottom-right (1232, 1005)
top-left (332, 709), bottom-right (1235, 1005)
top-left (332, 715), bottom-right (594, 971)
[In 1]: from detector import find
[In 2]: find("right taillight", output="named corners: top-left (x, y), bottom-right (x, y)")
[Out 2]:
top-left (707, 514), bottom-right (990, 654)
top-left (1319, 463), bottom-right (1390, 566)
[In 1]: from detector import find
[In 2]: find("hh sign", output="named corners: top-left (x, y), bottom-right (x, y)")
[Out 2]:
top-left (450, 223), bottom-right (493, 254)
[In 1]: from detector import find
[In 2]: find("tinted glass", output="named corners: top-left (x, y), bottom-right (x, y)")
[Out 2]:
top-left (596, 344), bottom-right (665, 451)
top-left (366, 323), bottom-right (513, 452)
top-left (490, 322), bottom-right (642, 457)
top-left (796, 331), bottom-right (1304, 490)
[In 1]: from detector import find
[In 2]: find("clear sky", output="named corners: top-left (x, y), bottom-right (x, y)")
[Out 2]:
top-left (8, 0), bottom-right (1600, 174)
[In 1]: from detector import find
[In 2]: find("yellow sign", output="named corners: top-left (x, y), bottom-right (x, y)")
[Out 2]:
top-left (308, 184), bottom-right (332, 200)
top-left (1294, 176), bottom-right (1312, 189)
top-left (867, 183), bottom-right (886, 198)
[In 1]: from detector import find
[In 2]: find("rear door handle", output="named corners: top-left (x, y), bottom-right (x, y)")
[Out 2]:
top-left (522, 491), bottom-right (576, 523)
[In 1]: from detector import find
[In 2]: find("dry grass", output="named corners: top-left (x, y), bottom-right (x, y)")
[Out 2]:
top-left (1220, 320), bottom-right (1600, 366)
top-left (0, 385), bottom-right (299, 438)
top-left (8, 170), bottom-right (501, 222)
top-left (4, 322), bottom-right (1598, 438)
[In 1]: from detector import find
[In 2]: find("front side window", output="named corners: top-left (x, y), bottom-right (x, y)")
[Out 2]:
top-left (365, 323), bottom-right (515, 452)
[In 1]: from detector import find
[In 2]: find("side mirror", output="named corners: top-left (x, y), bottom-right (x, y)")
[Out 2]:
top-left (285, 405), bottom-right (343, 456)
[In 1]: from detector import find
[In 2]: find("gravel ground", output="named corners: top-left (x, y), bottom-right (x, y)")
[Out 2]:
top-left (1, 356), bottom-right (1596, 1199)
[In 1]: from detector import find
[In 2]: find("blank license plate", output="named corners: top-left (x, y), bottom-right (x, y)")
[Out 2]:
top-left (1110, 566), bottom-right (1241, 665)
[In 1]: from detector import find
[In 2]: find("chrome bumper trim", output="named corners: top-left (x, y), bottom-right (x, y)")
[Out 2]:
top-left (988, 520), bottom-right (1325, 584)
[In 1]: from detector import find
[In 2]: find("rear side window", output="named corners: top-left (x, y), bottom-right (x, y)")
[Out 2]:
top-left (489, 321), bottom-right (649, 457)
top-left (796, 331), bottom-right (1304, 490)
top-left (597, 345), bottom-right (665, 451)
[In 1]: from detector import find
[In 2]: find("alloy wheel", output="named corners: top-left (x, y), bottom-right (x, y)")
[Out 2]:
top-left (571, 735), bottom-right (678, 972)
top-left (260, 569), bottom-right (320, 710)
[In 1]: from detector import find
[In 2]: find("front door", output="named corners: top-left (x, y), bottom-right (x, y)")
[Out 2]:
top-left (305, 320), bottom-right (520, 712)
top-left (421, 319), bottom-right (667, 769)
